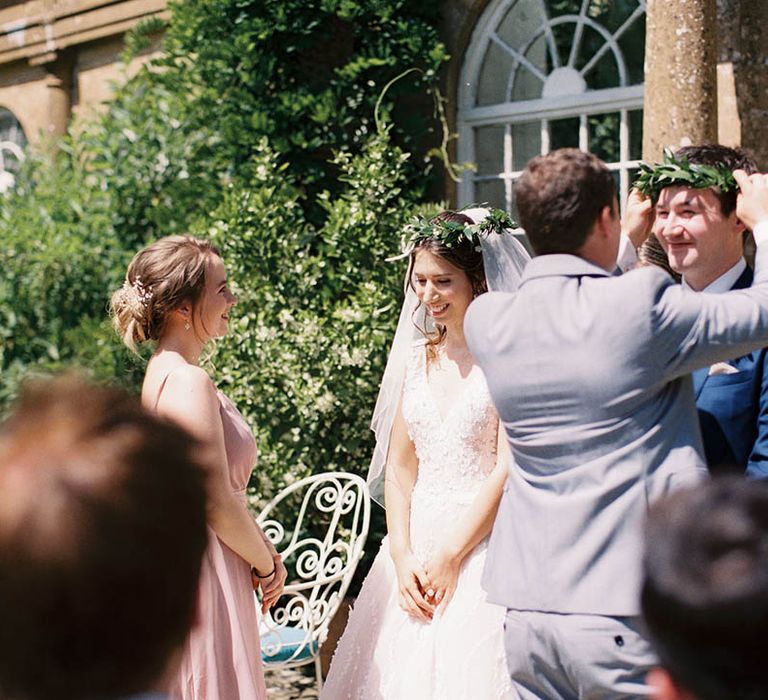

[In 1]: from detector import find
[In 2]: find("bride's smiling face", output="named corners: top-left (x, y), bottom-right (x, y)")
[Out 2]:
top-left (412, 249), bottom-right (474, 330)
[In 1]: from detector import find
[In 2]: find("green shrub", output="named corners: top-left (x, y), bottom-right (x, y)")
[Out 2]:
top-left (159, 0), bottom-right (447, 200)
top-left (0, 0), bottom-right (449, 580)
top-left (0, 146), bottom-right (144, 408)
top-left (203, 128), bottom-right (438, 584)
top-left (207, 129), bottom-right (420, 498)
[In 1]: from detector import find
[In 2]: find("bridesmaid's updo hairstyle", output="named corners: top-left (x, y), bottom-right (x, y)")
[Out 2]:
top-left (110, 235), bottom-right (220, 352)
top-left (407, 211), bottom-right (487, 358)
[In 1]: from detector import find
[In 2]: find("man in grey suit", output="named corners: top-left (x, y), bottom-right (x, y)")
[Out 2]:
top-left (465, 148), bottom-right (768, 698)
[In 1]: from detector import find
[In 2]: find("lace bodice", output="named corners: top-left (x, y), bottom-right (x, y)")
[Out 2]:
top-left (401, 344), bottom-right (499, 560)
top-left (320, 344), bottom-right (515, 700)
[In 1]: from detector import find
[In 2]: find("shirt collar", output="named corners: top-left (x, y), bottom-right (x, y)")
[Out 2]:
top-left (520, 254), bottom-right (611, 285)
top-left (682, 258), bottom-right (747, 294)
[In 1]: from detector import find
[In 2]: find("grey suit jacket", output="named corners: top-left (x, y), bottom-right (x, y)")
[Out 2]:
top-left (465, 245), bottom-right (768, 616)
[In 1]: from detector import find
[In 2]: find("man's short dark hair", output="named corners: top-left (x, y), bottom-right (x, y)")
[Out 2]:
top-left (0, 375), bottom-right (208, 700)
top-left (515, 148), bottom-right (616, 255)
top-left (673, 144), bottom-right (757, 216)
top-left (642, 478), bottom-right (768, 700)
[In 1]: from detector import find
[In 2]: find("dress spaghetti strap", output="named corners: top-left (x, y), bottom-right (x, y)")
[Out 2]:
top-left (152, 373), bottom-right (172, 413)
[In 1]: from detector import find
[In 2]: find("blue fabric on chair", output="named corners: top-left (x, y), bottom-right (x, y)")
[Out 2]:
top-left (260, 625), bottom-right (318, 663)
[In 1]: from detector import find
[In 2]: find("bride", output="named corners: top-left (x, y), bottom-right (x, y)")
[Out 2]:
top-left (320, 209), bottom-right (528, 699)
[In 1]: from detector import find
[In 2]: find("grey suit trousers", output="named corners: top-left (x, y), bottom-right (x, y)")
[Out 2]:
top-left (503, 610), bottom-right (655, 699)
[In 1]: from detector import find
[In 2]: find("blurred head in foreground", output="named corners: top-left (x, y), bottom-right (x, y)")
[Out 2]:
top-left (642, 478), bottom-right (768, 700)
top-left (0, 374), bottom-right (208, 700)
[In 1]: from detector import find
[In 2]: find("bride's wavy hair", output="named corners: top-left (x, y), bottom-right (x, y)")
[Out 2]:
top-left (406, 211), bottom-right (487, 362)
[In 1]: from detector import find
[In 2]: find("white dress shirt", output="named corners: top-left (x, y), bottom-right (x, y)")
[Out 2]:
top-left (754, 220), bottom-right (768, 246)
top-left (683, 258), bottom-right (747, 294)
top-left (615, 233), bottom-right (638, 272)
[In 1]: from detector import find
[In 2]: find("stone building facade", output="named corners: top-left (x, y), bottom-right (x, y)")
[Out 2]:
top-left (0, 0), bottom-right (165, 185)
top-left (0, 0), bottom-right (766, 202)
top-left (439, 0), bottom-right (768, 210)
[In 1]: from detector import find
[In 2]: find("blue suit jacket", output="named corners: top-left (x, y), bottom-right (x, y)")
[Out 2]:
top-left (694, 266), bottom-right (768, 478)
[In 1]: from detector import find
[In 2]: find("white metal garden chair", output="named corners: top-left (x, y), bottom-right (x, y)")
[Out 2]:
top-left (256, 471), bottom-right (371, 692)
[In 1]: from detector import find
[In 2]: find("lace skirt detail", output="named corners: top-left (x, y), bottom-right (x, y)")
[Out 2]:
top-left (320, 535), bottom-right (515, 700)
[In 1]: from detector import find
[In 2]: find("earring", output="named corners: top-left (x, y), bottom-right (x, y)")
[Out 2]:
top-left (184, 321), bottom-right (191, 331)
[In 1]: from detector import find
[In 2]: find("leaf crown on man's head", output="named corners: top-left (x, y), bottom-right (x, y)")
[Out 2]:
top-left (634, 149), bottom-right (739, 203)
top-left (396, 206), bottom-right (518, 258)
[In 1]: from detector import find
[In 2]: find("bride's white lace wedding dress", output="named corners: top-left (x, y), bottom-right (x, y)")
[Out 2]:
top-left (321, 347), bottom-right (515, 699)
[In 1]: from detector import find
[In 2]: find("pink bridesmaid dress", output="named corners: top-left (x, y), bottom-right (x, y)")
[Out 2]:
top-left (169, 390), bottom-right (267, 700)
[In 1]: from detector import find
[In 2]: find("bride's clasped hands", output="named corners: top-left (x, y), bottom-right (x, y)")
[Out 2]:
top-left (424, 544), bottom-right (462, 613)
top-left (393, 543), bottom-right (462, 621)
top-left (391, 546), bottom-right (436, 621)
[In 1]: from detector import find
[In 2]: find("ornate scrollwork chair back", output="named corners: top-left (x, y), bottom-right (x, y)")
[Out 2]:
top-left (257, 471), bottom-right (371, 690)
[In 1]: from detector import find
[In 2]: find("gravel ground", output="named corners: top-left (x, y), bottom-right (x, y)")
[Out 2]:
top-left (266, 666), bottom-right (320, 699)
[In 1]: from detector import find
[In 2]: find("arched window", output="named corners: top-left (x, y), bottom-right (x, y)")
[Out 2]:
top-left (0, 108), bottom-right (27, 192)
top-left (458, 0), bottom-right (646, 214)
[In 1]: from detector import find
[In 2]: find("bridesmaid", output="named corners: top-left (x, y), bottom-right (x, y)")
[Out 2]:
top-left (110, 235), bottom-right (286, 699)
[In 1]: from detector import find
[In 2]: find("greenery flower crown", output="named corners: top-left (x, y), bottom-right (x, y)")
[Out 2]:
top-left (393, 206), bottom-right (518, 259)
top-left (633, 149), bottom-right (739, 202)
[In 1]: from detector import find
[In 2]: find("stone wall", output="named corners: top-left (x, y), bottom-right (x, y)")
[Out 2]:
top-left (716, 0), bottom-right (768, 168)
top-left (438, 0), bottom-right (491, 205)
top-left (72, 34), bottom-right (162, 125)
top-left (0, 0), bottom-right (166, 145)
top-left (643, 0), bottom-right (718, 158)
top-left (0, 60), bottom-right (49, 140)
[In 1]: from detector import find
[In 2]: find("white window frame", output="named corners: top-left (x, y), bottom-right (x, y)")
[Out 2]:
top-left (0, 108), bottom-right (27, 192)
top-left (457, 0), bottom-right (646, 211)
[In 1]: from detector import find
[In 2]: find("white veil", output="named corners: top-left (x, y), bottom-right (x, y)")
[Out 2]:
top-left (366, 208), bottom-right (531, 506)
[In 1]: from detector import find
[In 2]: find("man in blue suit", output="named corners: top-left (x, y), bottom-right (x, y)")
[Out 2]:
top-left (655, 144), bottom-right (768, 478)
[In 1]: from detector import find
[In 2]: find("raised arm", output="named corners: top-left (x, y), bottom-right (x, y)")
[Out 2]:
top-left (156, 366), bottom-right (280, 610)
top-left (424, 418), bottom-right (510, 612)
top-left (384, 394), bottom-right (435, 622)
top-left (747, 353), bottom-right (768, 480)
top-left (616, 188), bottom-right (655, 272)
top-left (728, 170), bottom-right (768, 480)
top-left (734, 169), bottom-right (768, 231)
